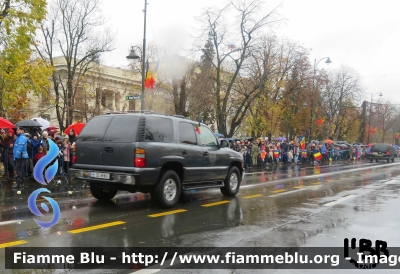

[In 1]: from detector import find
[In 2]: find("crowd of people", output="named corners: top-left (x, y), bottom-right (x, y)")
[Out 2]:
top-left (0, 127), bottom-right (78, 188)
top-left (229, 138), bottom-right (382, 171)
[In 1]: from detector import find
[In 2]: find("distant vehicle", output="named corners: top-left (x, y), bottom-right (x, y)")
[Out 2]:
top-left (369, 143), bottom-right (396, 163)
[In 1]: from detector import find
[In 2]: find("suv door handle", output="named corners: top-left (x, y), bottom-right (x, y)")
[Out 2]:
top-left (203, 151), bottom-right (209, 156)
top-left (181, 150), bottom-right (187, 155)
top-left (105, 147), bottom-right (113, 153)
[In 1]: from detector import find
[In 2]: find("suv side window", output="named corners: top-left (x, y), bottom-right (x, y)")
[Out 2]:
top-left (178, 122), bottom-right (197, 145)
top-left (199, 125), bottom-right (218, 147)
top-left (104, 116), bottom-right (139, 142)
top-left (78, 117), bottom-right (113, 141)
top-left (145, 117), bottom-right (173, 142)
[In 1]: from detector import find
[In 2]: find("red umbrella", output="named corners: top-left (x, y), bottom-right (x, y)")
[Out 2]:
top-left (45, 125), bottom-right (59, 131)
top-left (0, 117), bottom-right (15, 129)
top-left (64, 123), bottom-right (86, 135)
top-left (367, 143), bottom-right (374, 147)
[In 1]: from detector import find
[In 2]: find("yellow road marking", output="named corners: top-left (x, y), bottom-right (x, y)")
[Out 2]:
top-left (311, 182), bottom-right (321, 185)
top-left (148, 209), bottom-right (187, 217)
top-left (292, 186), bottom-right (304, 189)
top-left (242, 194), bottom-right (263, 199)
top-left (271, 189), bottom-right (287, 194)
top-left (0, 240), bottom-right (28, 248)
top-left (68, 221), bottom-right (125, 234)
top-left (201, 200), bottom-right (230, 207)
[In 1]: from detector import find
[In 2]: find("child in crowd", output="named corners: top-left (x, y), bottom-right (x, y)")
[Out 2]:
top-left (33, 146), bottom-right (45, 165)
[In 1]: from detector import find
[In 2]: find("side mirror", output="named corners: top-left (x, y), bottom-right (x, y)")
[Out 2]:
top-left (220, 140), bottom-right (229, 148)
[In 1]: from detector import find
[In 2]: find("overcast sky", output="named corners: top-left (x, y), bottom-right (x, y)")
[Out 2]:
top-left (101, 0), bottom-right (400, 104)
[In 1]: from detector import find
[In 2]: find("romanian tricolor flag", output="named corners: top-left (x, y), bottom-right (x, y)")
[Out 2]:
top-left (195, 115), bottom-right (201, 134)
top-left (314, 151), bottom-right (322, 160)
top-left (273, 150), bottom-right (280, 158)
top-left (301, 151), bottom-right (307, 158)
top-left (298, 135), bottom-right (306, 150)
top-left (316, 116), bottom-right (326, 125)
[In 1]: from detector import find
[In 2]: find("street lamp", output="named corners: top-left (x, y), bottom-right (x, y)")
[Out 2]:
top-left (310, 57), bottom-right (331, 143)
top-left (367, 92), bottom-right (383, 144)
top-left (126, 0), bottom-right (147, 112)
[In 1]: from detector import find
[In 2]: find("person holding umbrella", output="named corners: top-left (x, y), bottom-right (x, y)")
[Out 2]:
top-left (2, 129), bottom-right (15, 181)
top-left (13, 127), bottom-right (28, 188)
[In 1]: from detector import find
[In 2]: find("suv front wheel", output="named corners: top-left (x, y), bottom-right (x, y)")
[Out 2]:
top-left (221, 166), bottom-right (241, 197)
top-left (152, 170), bottom-right (181, 208)
top-left (90, 183), bottom-right (118, 200)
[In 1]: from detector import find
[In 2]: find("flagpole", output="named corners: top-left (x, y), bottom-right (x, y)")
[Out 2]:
top-left (310, 57), bottom-right (331, 143)
top-left (367, 92), bottom-right (383, 143)
top-left (140, 0), bottom-right (148, 111)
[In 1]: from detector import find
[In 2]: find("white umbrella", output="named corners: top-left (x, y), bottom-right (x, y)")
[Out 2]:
top-left (31, 117), bottom-right (50, 130)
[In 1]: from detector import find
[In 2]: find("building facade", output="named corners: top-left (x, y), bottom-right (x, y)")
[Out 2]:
top-left (26, 57), bottom-right (142, 127)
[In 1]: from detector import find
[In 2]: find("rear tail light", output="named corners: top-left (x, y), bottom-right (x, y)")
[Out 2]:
top-left (370, 151), bottom-right (372, 154)
top-left (386, 151), bottom-right (390, 155)
top-left (73, 148), bottom-right (77, 163)
top-left (134, 148), bottom-right (146, 167)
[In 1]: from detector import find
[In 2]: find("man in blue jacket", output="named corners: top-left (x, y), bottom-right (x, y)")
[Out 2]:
top-left (13, 127), bottom-right (29, 188)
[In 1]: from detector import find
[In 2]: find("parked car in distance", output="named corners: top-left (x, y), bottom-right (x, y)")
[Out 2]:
top-left (70, 112), bottom-right (244, 208)
top-left (368, 143), bottom-right (396, 163)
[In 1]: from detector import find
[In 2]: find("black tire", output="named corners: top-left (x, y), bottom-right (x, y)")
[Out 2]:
top-left (220, 166), bottom-right (241, 197)
top-left (392, 157), bottom-right (395, 163)
top-left (90, 184), bottom-right (118, 200)
top-left (152, 170), bottom-right (181, 208)
top-left (387, 158), bottom-right (390, 163)
top-left (375, 159), bottom-right (378, 163)
top-left (370, 159), bottom-right (373, 163)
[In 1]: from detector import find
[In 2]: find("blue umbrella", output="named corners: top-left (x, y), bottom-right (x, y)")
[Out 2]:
top-left (214, 132), bottom-right (225, 138)
top-left (393, 145), bottom-right (399, 149)
top-left (275, 137), bottom-right (286, 141)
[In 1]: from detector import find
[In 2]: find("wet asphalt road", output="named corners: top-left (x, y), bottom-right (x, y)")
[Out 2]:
top-left (1, 160), bottom-right (400, 273)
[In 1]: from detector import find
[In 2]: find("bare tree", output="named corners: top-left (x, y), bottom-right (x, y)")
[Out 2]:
top-left (320, 66), bottom-right (364, 140)
top-left (375, 100), bottom-right (398, 143)
top-left (196, 0), bottom-right (281, 136)
top-left (35, 0), bottom-right (114, 130)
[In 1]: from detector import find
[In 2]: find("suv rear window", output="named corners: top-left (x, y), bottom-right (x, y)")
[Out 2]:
top-left (104, 116), bottom-right (139, 142)
top-left (371, 144), bottom-right (390, 151)
top-left (145, 116), bottom-right (173, 142)
top-left (78, 116), bottom-right (113, 141)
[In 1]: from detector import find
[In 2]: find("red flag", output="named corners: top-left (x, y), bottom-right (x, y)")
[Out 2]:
top-left (316, 116), bottom-right (326, 125)
top-left (149, 75), bottom-right (155, 89)
top-left (195, 125), bottom-right (201, 134)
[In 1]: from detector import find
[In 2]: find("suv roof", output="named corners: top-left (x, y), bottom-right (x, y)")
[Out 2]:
top-left (102, 111), bottom-right (193, 121)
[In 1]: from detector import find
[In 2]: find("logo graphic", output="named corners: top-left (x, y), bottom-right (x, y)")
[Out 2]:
top-left (344, 238), bottom-right (389, 269)
top-left (28, 139), bottom-right (61, 228)
top-left (28, 188), bottom-right (60, 228)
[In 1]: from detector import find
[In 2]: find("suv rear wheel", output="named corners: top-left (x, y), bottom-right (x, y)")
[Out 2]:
top-left (152, 170), bottom-right (181, 208)
top-left (90, 184), bottom-right (118, 200)
top-left (220, 166), bottom-right (241, 197)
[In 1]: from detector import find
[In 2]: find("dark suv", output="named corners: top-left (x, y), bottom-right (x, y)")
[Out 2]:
top-left (369, 143), bottom-right (396, 163)
top-left (70, 113), bottom-right (244, 208)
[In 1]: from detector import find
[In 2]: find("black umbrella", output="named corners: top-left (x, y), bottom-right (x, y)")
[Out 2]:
top-left (15, 120), bottom-right (42, 128)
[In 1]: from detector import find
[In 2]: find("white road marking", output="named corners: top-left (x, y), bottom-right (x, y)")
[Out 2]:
top-left (0, 220), bottom-right (22, 226)
top-left (323, 194), bottom-right (357, 207)
top-left (131, 269), bottom-right (161, 274)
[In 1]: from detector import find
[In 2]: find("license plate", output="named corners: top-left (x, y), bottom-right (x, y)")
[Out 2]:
top-left (90, 172), bottom-right (110, 179)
